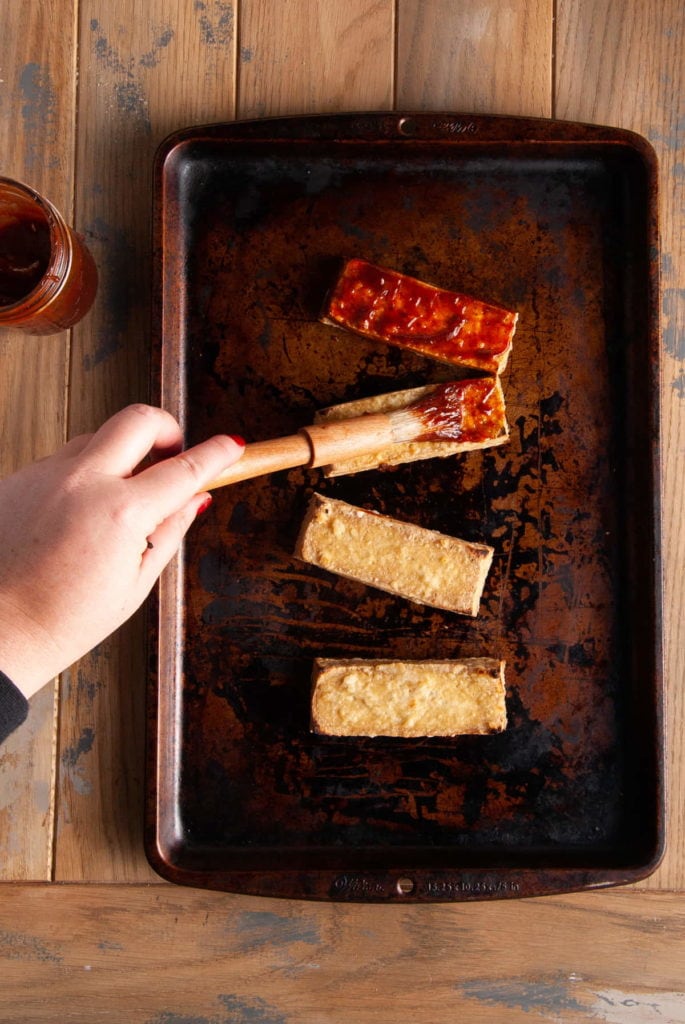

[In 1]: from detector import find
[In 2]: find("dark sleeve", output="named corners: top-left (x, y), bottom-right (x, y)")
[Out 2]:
top-left (0, 670), bottom-right (29, 743)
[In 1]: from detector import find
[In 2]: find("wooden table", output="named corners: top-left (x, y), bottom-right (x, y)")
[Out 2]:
top-left (1, 2), bottom-right (683, 1020)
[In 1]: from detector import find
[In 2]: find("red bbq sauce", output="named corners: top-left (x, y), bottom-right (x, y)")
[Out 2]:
top-left (415, 378), bottom-right (503, 444)
top-left (324, 258), bottom-right (517, 373)
top-left (0, 215), bottom-right (52, 306)
top-left (0, 177), bottom-right (97, 335)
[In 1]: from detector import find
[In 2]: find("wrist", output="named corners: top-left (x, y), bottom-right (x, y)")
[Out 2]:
top-left (0, 592), bottom-right (64, 698)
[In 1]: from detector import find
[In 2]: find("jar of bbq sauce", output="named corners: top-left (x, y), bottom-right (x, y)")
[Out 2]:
top-left (0, 177), bottom-right (97, 335)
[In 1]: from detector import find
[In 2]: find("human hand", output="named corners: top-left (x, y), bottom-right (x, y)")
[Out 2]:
top-left (0, 404), bottom-right (244, 698)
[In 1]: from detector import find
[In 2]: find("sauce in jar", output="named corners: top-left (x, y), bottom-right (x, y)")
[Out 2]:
top-left (0, 215), bottom-right (52, 305)
top-left (0, 177), bottom-right (97, 335)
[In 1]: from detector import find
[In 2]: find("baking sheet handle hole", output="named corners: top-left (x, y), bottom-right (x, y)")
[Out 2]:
top-left (396, 877), bottom-right (415, 896)
top-left (398, 117), bottom-right (419, 136)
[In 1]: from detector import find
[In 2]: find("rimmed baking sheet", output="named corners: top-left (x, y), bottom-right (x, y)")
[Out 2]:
top-left (146, 112), bottom-right (663, 901)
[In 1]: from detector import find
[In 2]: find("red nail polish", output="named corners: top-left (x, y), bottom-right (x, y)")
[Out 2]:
top-left (229, 435), bottom-right (246, 447)
top-left (196, 495), bottom-right (213, 516)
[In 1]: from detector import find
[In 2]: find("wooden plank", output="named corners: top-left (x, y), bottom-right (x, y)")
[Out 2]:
top-left (0, 0), bottom-right (76, 879)
top-left (237, 0), bottom-right (394, 117)
top-left (555, 0), bottom-right (685, 890)
top-left (0, 688), bottom-right (56, 881)
top-left (396, 0), bottom-right (552, 116)
top-left (0, 885), bottom-right (684, 1023)
top-left (54, 0), bottom-right (239, 881)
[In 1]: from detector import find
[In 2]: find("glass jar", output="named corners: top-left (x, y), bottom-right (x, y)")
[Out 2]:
top-left (0, 176), bottom-right (97, 335)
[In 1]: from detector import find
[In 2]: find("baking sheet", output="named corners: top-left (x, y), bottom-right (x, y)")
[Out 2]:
top-left (146, 113), bottom-right (663, 901)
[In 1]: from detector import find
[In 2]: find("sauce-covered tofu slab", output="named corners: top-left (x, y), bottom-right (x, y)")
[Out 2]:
top-left (322, 258), bottom-right (517, 374)
top-left (314, 377), bottom-right (508, 476)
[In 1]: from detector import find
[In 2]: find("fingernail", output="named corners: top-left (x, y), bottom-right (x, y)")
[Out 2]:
top-left (229, 435), bottom-right (246, 447)
top-left (196, 495), bottom-right (213, 516)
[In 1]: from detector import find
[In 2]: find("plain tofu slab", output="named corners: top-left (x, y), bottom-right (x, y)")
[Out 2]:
top-left (311, 658), bottom-right (507, 737)
top-left (295, 493), bottom-right (493, 616)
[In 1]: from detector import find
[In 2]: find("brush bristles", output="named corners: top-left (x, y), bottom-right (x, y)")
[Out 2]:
top-left (388, 379), bottom-right (501, 445)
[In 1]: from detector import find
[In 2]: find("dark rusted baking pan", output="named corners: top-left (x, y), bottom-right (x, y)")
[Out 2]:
top-left (146, 112), bottom-right (663, 901)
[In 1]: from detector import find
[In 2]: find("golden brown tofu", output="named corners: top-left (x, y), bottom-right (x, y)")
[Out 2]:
top-left (311, 658), bottom-right (507, 737)
top-left (295, 493), bottom-right (493, 616)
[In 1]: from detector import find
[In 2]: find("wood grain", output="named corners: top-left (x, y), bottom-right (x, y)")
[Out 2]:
top-left (237, 0), bottom-right (394, 117)
top-left (396, 0), bottom-right (552, 115)
top-left (0, 885), bottom-right (684, 1023)
top-left (555, 0), bottom-right (685, 891)
top-left (0, 0), bottom-right (76, 880)
top-left (54, 0), bottom-right (239, 881)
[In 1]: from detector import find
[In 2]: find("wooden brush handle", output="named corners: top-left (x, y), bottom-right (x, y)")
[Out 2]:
top-left (303, 412), bottom-right (394, 467)
top-left (204, 434), bottom-right (312, 488)
top-left (205, 412), bottom-right (395, 490)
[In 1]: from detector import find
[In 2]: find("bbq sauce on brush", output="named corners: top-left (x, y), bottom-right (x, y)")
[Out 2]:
top-left (416, 378), bottom-right (501, 443)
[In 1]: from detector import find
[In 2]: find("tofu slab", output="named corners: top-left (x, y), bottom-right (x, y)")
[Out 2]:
top-left (295, 493), bottom-right (493, 616)
top-left (311, 657), bottom-right (507, 737)
top-left (321, 258), bottom-right (517, 374)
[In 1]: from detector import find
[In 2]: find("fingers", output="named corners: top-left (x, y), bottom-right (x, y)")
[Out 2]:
top-left (131, 434), bottom-right (245, 519)
top-left (137, 493), bottom-right (212, 587)
top-left (75, 403), bottom-right (244, 532)
top-left (58, 433), bottom-right (94, 458)
top-left (79, 404), bottom-right (184, 478)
